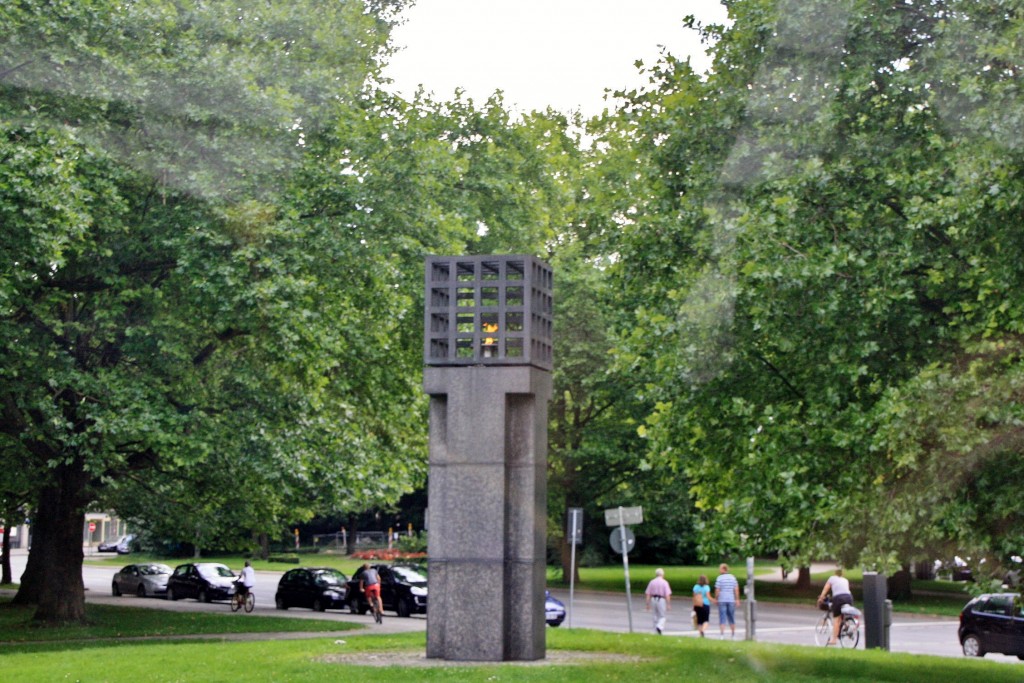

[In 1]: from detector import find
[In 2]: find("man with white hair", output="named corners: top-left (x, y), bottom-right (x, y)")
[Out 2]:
top-left (644, 567), bottom-right (672, 634)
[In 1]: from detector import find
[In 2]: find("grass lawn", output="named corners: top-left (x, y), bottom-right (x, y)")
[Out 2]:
top-left (1, 626), bottom-right (1020, 682)
top-left (0, 599), bottom-right (358, 644)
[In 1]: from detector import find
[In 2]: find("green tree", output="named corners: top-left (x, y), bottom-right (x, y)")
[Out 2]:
top-left (0, 0), bottom-right (411, 623)
top-left (605, 0), bottom-right (1024, 571)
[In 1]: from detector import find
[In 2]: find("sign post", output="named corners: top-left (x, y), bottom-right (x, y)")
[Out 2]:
top-left (567, 508), bottom-right (583, 628)
top-left (605, 506), bottom-right (643, 633)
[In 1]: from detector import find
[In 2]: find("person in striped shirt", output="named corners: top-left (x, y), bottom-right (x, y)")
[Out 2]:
top-left (714, 563), bottom-right (741, 638)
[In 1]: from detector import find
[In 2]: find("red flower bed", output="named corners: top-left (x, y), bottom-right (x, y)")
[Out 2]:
top-left (350, 549), bottom-right (427, 561)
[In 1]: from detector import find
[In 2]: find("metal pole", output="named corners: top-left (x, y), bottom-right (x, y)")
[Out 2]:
top-left (569, 512), bottom-right (578, 629)
top-left (745, 556), bottom-right (756, 640)
top-left (619, 508), bottom-right (633, 633)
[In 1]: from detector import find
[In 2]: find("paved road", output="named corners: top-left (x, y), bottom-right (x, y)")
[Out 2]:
top-left (5, 552), bottom-right (1021, 664)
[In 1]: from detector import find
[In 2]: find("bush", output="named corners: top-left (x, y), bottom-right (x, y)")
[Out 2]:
top-left (267, 554), bottom-right (300, 564)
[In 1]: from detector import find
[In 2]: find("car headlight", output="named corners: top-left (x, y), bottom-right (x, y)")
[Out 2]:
top-left (325, 591), bottom-right (341, 599)
top-left (411, 587), bottom-right (427, 597)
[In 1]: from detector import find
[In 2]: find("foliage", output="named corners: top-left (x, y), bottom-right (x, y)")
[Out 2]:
top-left (601, 0), bottom-right (1024, 570)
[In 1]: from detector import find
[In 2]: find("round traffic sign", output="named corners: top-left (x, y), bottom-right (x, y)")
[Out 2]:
top-left (609, 526), bottom-right (636, 554)
top-left (88, 522), bottom-right (96, 532)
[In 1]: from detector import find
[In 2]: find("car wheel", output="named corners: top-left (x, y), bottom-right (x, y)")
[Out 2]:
top-left (275, 595), bottom-right (287, 610)
top-left (137, 584), bottom-right (147, 598)
top-left (112, 582), bottom-right (121, 597)
top-left (962, 633), bottom-right (985, 657)
top-left (313, 598), bottom-right (325, 612)
top-left (198, 589), bottom-right (209, 603)
top-left (396, 597), bottom-right (411, 618)
top-left (349, 597), bottom-right (360, 615)
top-left (167, 587), bottom-right (177, 601)
top-left (548, 621), bottom-right (561, 627)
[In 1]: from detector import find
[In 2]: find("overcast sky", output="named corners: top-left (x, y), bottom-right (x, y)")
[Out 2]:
top-left (383, 1), bottom-right (730, 116)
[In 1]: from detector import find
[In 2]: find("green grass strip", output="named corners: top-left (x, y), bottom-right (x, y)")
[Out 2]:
top-left (0, 628), bottom-right (1019, 682)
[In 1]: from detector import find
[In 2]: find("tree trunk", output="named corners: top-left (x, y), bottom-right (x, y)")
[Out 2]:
top-left (346, 513), bottom-right (357, 555)
top-left (258, 532), bottom-right (269, 560)
top-left (795, 565), bottom-right (811, 590)
top-left (1, 521), bottom-right (11, 585)
top-left (0, 505), bottom-right (13, 585)
top-left (889, 566), bottom-right (913, 601)
top-left (13, 459), bottom-right (90, 623)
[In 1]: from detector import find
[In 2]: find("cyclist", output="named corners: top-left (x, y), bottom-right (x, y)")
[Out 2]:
top-left (816, 568), bottom-right (854, 645)
top-left (360, 563), bottom-right (383, 618)
top-left (236, 560), bottom-right (255, 602)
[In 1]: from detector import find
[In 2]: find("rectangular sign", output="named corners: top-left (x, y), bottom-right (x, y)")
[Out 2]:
top-left (603, 506), bottom-right (643, 527)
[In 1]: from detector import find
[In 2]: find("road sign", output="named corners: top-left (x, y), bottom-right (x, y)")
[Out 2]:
top-left (88, 522), bottom-right (96, 533)
top-left (567, 508), bottom-right (583, 546)
top-left (604, 506), bottom-right (643, 527)
top-left (609, 526), bottom-right (636, 554)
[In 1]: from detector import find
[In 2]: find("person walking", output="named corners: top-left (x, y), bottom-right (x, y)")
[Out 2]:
top-left (692, 574), bottom-right (713, 637)
top-left (644, 568), bottom-right (672, 634)
top-left (714, 563), bottom-right (740, 638)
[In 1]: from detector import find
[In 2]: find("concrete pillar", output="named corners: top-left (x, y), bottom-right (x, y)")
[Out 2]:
top-left (424, 365), bottom-right (551, 661)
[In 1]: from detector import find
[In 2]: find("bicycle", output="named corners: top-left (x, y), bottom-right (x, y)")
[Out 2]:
top-left (231, 584), bottom-right (255, 613)
top-left (814, 598), bottom-right (860, 647)
top-left (370, 590), bottom-right (383, 624)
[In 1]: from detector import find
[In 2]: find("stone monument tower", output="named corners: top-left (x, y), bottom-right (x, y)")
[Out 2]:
top-left (422, 254), bottom-right (553, 661)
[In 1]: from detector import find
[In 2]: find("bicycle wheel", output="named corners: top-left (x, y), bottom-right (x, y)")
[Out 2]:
top-left (839, 617), bottom-right (859, 648)
top-left (814, 615), bottom-right (832, 646)
top-left (244, 592), bottom-right (255, 613)
top-left (230, 594), bottom-right (241, 612)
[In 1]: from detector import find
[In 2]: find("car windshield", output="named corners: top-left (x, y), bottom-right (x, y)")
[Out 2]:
top-left (391, 566), bottom-right (427, 586)
top-left (198, 564), bottom-right (235, 578)
top-left (313, 569), bottom-right (347, 587)
top-left (140, 564), bottom-right (170, 576)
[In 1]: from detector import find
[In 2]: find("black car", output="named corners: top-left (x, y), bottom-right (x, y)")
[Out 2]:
top-left (166, 562), bottom-right (237, 602)
top-left (97, 534), bottom-right (136, 554)
top-left (958, 592), bottom-right (1024, 658)
top-left (275, 567), bottom-right (348, 612)
top-left (346, 563), bottom-right (427, 617)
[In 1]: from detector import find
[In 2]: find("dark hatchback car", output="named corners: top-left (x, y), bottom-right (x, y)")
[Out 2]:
top-left (275, 567), bottom-right (348, 612)
top-left (959, 592), bottom-right (1024, 658)
top-left (166, 562), bottom-right (237, 603)
top-left (346, 563), bottom-right (427, 617)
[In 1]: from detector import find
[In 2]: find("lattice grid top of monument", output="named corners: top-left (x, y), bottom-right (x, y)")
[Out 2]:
top-left (424, 255), bottom-right (553, 370)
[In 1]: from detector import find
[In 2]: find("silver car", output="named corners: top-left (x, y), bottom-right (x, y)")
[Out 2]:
top-left (112, 563), bottom-right (172, 598)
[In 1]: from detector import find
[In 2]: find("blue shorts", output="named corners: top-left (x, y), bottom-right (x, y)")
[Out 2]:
top-left (718, 601), bottom-right (736, 625)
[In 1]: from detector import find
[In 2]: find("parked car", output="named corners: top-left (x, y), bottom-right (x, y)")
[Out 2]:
top-left (958, 592), bottom-right (1024, 658)
top-left (111, 563), bottom-right (171, 598)
top-left (275, 567), bottom-right (348, 612)
top-left (346, 563), bottom-right (427, 617)
top-left (545, 590), bottom-right (566, 627)
top-left (166, 562), bottom-right (237, 602)
top-left (98, 534), bottom-right (136, 554)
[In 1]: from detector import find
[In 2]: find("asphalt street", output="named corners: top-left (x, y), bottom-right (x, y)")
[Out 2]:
top-left (4, 551), bottom-right (1021, 665)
